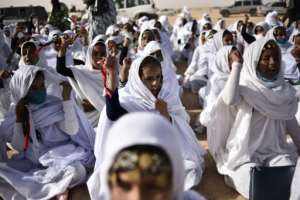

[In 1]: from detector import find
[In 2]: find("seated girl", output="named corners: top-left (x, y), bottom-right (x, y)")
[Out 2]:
top-left (0, 65), bottom-right (95, 200)
top-left (200, 38), bottom-right (300, 198)
top-left (95, 55), bottom-right (205, 190)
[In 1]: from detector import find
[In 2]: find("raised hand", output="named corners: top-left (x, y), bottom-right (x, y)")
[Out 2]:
top-left (230, 48), bottom-right (243, 64)
top-left (60, 81), bottom-right (72, 101)
top-left (155, 98), bottom-right (171, 121)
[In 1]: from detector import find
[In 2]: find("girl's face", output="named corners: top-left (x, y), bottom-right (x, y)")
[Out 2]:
top-left (297, 19), bottom-right (300, 30)
top-left (274, 27), bottom-right (287, 43)
top-left (22, 45), bottom-right (39, 65)
top-left (107, 40), bottom-right (119, 56)
top-left (255, 26), bottom-right (265, 35)
top-left (228, 47), bottom-right (241, 70)
top-left (223, 32), bottom-right (234, 46)
top-left (202, 23), bottom-right (212, 31)
top-left (141, 31), bottom-right (155, 48)
top-left (140, 64), bottom-right (162, 97)
top-left (91, 43), bottom-right (107, 70)
top-left (257, 42), bottom-right (281, 80)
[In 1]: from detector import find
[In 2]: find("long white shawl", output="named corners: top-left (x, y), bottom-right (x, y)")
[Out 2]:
top-left (0, 65), bottom-right (95, 200)
top-left (68, 35), bottom-right (106, 112)
top-left (95, 56), bottom-right (205, 190)
top-left (201, 38), bottom-right (298, 172)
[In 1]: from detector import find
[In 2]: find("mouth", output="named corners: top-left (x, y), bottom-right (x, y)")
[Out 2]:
top-left (151, 88), bottom-right (160, 97)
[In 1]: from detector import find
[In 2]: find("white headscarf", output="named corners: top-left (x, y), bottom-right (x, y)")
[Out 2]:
top-left (68, 35), bottom-right (106, 112)
top-left (203, 38), bottom-right (298, 171)
top-left (143, 40), bottom-right (177, 74)
top-left (214, 19), bottom-right (225, 32)
top-left (265, 11), bottom-right (283, 28)
top-left (207, 46), bottom-right (234, 103)
top-left (88, 112), bottom-right (185, 200)
top-left (207, 29), bottom-right (227, 54)
top-left (95, 56), bottom-right (205, 190)
top-left (159, 15), bottom-right (172, 34)
top-left (239, 38), bottom-right (297, 118)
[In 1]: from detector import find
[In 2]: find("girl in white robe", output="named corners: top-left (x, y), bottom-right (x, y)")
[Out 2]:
top-left (88, 112), bottom-right (206, 200)
top-left (56, 35), bottom-right (106, 127)
top-left (0, 65), bottom-right (95, 200)
top-left (201, 38), bottom-right (300, 198)
top-left (199, 29), bottom-right (234, 108)
top-left (95, 56), bottom-right (205, 190)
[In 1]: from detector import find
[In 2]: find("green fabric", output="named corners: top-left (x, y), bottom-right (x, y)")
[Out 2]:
top-left (48, 3), bottom-right (70, 31)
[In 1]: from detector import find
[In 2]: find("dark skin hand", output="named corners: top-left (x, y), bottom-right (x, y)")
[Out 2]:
top-left (60, 81), bottom-right (72, 101)
top-left (105, 54), bottom-right (118, 92)
top-left (0, 70), bottom-right (13, 79)
top-left (155, 98), bottom-right (171, 121)
top-left (82, 99), bottom-right (96, 112)
top-left (119, 57), bottom-right (132, 83)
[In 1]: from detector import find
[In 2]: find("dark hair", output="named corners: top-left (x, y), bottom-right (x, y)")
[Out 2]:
top-left (108, 144), bottom-right (172, 188)
top-left (274, 26), bottom-right (286, 36)
top-left (139, 56), bottom-right (161, 77)
top-left (154, 21), bottom-right (162, 30)
top-left (142, 29), bottom-right (155, 38)
top-left (22, 41), bottom-right (36, 51)
top-left (223, 30), bottom-right (232, 38)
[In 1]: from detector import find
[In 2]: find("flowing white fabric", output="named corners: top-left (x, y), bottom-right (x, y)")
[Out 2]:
top-left (95, 56), bottom-right (205, 190)
top-left (159, 15), bottom-right (172, 35)
top-left (88, 112), bottom-right (206, 200)
top-left (202, 46), bottom-right (233, 109)
top-left (142, 41), bottom-right (177, 74)
top-left (67, 35), bottom-right (106, 126)
top-left (200, 38), bottom-right (298, 198)
top-left (265, 11), bottom-right (283, 28)
top-left (205, 37), bottom-right (298, 190)
top-left (0, 65), bottom-right (95, 200)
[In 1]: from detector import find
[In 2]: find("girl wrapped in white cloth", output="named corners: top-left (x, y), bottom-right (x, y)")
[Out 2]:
top-left (95, 55), bottom-right (205, 190)
top-left (0, 65), bottom-right (95, 200)
top-left (56, 35), bottom-right (107, 127)
top-left (88, 112), bottom-right (206, 200)
top-left (201, 38), bottom-right (300, 198)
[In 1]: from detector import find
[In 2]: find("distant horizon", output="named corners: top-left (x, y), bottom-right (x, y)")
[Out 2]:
top-left (0, 0), bottom-right (276, 11)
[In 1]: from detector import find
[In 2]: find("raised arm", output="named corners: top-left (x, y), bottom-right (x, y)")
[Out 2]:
top-left (56, 37), bottom-right (75, 78)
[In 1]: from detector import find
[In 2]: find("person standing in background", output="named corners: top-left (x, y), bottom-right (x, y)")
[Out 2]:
top-left (284, 0), bottom-right (300, 27)
top-left (48, 0), bottom-right (70, 31)
top-left (83, 0), bottom-right (117, 41)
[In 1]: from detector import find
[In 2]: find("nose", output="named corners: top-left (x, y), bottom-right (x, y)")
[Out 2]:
top-left (269, 57), bottom-right (276, 69)
top-left (151, 79), bottom-right (159, 88)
